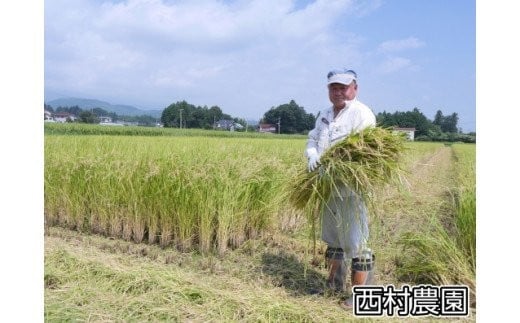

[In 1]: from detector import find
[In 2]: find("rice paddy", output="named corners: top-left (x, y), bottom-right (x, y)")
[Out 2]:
top-left (44, 123), bottom-right (476, 321)
top-left (45, 133), bottom-right (302, 254)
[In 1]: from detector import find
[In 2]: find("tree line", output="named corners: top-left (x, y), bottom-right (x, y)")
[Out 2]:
top-left (160, 101), bottom-right (245, 130)
top-left (256, 101), bottom-right (474, 142)
top-left (45, 102), bottom-right (475, 142)
top-left (161, 99), bottom-right (316, 134)
top-left (45, 104), bottom-right (158, 126)
top-left (377, 108), bottom-right (475, 143)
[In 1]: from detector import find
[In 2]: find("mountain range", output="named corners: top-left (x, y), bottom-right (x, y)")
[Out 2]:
top-left (45, 97), bottom-right (261, 125)
top-left (45, 97), bottom-right (163, 118)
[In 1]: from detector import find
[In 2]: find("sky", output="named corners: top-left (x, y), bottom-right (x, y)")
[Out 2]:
top-left (44, 0), bottom-right (476, 131)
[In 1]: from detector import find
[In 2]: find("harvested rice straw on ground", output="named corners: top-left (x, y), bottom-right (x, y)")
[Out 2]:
top-left (288, 126), bottom-right (407, 216)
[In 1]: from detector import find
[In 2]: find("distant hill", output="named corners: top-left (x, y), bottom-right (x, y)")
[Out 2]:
top-left (46, 97), bottom-right (163, 118)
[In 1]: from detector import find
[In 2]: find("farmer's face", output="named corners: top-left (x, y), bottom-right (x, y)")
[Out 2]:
top-left (328, 82), bottom-right (357, 109)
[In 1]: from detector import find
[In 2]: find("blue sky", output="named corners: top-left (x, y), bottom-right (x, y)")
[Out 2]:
top-left (44, 0), bottom-right (475, 131)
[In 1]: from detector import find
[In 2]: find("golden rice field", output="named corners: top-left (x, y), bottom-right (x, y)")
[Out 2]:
top-left (44, 123), bottom-right (476, 321)
top-left (45, 134), bottom-right (304, 254)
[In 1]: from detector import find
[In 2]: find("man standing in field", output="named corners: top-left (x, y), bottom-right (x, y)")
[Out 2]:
top-left (305, 69), bottom-right (376, 308)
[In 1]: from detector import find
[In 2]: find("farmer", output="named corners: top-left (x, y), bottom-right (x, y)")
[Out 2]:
top-left (305, 69), bottom-right (376, 308)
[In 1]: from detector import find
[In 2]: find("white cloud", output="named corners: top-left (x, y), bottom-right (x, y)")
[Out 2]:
top-left (44, 0), bottom-right (475, 131)
top-left (350, 0), bottom-right (383, 17)
top-left (45, 0), bottom-right (362, 116)
top-left (371, 37), bottom-right (425, 75)
top-left (378, 56), bottom-right (411, 74)
top-left (378, 37), bottom-right (425, 53)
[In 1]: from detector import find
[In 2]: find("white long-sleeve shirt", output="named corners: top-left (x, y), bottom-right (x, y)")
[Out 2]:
top-left (306, 98), bottom-right (376, 158)
top-left (305, 97), bottom-right (376, 256)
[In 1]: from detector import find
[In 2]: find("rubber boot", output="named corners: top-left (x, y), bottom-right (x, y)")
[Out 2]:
top-left (325, 247), bottom-right (346, 293)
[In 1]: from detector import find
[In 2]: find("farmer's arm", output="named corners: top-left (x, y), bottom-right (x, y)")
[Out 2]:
top-left (305, 114), bottom-right (322, 158)
top-left (353, 105), bottom-right (376, 132)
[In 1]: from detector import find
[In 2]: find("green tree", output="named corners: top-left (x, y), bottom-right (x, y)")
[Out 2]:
top-left (161, 101), bottom-right (230, 129)
top-left (207, 106), bottom-right (224, 128)
top-left (442, 113), bottom-right (459, 133)
top-left (262, 100), bottom-right (315, 134)
top-left (376, 108), bottom-right (433, 136)
top-left (433, 110), bottom-right (444, 127)
top-left (376, 111), bottom-right (396, 127)
top-left (78, 111), bottom-right (99, 124)
top-left (161, 101), bottom-right (196, 128)
top-left (407, 108), bottom-right (433, 137)
top-left (432, 110), bottom-right (459, 133)
top-left (233, 117), bottom-right (247, 131)
top-left (92, 107), bottom-right (118, 122)
top-left (56, 105), bottom-right (82, 116)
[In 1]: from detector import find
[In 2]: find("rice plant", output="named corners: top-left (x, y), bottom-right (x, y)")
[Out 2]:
top-left (451, 144), bottom-right (476, 270)
top-left (44, 122), bottom-right (307, 139)
top-left (45, 135), bottom-right (300, 254)
top-left (397, 143), bottom-right (476, 303)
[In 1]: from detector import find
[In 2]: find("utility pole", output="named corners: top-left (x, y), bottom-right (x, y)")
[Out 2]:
top-left (179, 109), bottom-right (183, 129)
top-left (277, 117), bottom-right (281, 134)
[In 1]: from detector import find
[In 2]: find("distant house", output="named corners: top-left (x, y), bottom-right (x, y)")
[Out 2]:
top-left (44, 110), bottom-right (55, 122)
top-left (215, 119), bottom-right (243, 131)
top-left (53, 112), bottom-right (76, 123)
top-left (258, 123), bottom-right (277, 133)
top-left (215, 119), bottom-right (234, 130)
top-left (99, 116), bottom-right (113, 124)
top-left (393, 127), bottom-right (416, 141)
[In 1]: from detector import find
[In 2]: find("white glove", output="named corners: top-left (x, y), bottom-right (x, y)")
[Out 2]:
top-left (306, 148), bottom-right (320, 172)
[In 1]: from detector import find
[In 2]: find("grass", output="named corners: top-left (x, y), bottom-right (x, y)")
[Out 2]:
top-left (45, 227), bottom-right (355, 322)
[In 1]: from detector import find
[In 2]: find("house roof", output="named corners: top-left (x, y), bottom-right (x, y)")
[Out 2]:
top-left (53, 112), bottom-right (72, 117)
top-left (216, 119), bottom-right (235, 128)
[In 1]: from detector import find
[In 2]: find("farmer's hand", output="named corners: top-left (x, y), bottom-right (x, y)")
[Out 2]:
top-left (306, 148), bottom-right (320, 172)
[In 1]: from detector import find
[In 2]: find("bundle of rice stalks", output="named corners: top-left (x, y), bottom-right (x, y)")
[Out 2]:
top-left (288, 127), bottom-right (407, 214)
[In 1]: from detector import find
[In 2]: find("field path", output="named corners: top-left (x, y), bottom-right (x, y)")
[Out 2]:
top-left (372, 146), bottom-right (456, 284)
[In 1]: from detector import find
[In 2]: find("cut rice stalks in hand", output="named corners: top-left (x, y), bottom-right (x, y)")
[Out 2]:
top-left (287, 127), bottom-right (408, 242)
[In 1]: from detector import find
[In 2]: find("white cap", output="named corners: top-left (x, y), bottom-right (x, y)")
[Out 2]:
top-left (327, 69), bottom-right (357, 85)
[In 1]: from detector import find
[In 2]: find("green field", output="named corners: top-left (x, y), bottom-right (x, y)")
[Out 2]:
top-left (45, 125), bottom-right (305, 254)
top-left (44, 123), bottom-right (476, 321)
